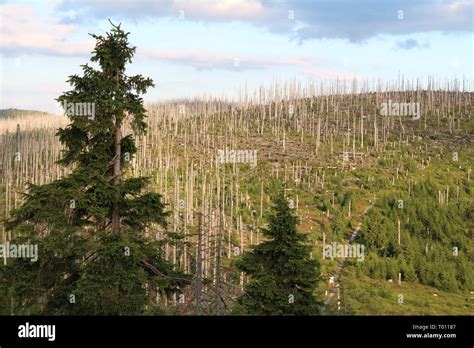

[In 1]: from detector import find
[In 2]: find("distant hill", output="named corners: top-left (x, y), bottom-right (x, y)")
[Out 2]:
top-left (0, 108), bottom-right (54, 119)
top-left (0, 108), bottom-right (67, 133)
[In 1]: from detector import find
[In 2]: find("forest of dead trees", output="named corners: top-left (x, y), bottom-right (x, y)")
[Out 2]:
top-left (1, 77), bottom-right (472, 314)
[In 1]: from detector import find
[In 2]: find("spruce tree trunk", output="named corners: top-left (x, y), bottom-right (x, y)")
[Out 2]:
top-left (112, 118), bottom-right (122, 234)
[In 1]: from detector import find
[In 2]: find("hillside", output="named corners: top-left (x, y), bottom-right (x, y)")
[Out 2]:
top-left (0, 109), bottom-right (68, 134)
top-left (0, 108), bottom-right (53, 119)
top-left (1, 86), bottom-right (473, 315)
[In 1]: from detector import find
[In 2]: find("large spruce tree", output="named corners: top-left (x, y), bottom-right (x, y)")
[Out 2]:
top-left (235, 192), bottom-right (321, 315)
top-left (1, 22), bottom-right (189, 315)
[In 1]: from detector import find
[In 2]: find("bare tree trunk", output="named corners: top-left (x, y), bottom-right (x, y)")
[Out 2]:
top-left (111, 69), bottom-right (122, 234)
top-left (215, 209), bottom-right (223, 315)
top-left (195, 212), bottom-right (203, 315)
top-left (112, 118), bottom-right (122, 234)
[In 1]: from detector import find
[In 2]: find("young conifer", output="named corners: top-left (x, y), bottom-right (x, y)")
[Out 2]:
top-left (235, 192), bottom-right (320, 315)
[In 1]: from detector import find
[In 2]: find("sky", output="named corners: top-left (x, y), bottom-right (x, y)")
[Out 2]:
top-left (0, 0), bottom-right (473, 113)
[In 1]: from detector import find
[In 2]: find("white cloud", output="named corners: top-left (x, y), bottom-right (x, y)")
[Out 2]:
top-left (56, 0), bottom-right (474, 41)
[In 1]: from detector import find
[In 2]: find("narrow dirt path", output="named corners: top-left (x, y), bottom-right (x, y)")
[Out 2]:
top-left (322, 203), bottom-right (373, 312)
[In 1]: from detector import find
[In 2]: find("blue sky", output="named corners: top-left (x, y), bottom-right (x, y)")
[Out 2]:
top-left (1, 0), bottom-right (473, 113)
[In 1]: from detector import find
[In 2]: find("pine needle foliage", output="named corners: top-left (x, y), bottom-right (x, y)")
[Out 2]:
top-left (1, 22), bottom-right (190, 315)
top-left (235, 192), bottom-right (321, 315)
